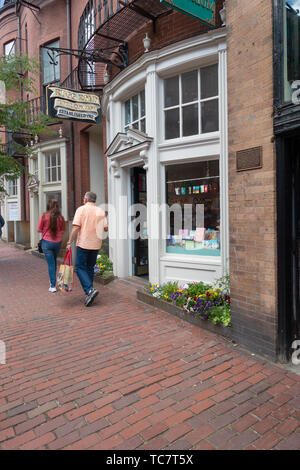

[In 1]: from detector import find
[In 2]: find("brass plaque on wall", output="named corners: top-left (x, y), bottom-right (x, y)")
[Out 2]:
top-left (236, 146), bottom-right (263, 171)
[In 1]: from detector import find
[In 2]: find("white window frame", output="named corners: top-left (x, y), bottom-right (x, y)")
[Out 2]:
top-left (163, 66), bottom-right (219, 141)
top-left (44, 150), bottom-right (61, 183)
top-left (7, 178), bottom-right (18, 196)
top-left (124, 89), bottom-right (146, 133)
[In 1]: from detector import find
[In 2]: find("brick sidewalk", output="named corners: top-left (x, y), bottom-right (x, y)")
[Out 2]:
top-left (0, 242), bottom-right (299, 450)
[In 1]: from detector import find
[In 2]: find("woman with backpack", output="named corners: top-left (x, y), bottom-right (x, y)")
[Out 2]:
top-left (37, 199), bottom-right (65, 292)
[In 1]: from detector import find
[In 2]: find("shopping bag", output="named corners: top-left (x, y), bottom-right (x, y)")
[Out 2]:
top-left (56, 249), bottom-right (74, 292)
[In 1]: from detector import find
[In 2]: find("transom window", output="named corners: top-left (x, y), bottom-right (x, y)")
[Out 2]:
top-left (125, 90), bottom-right (146, 133)
top-left (45, 151), bottom-right (61, 183)
top-left (163, 64), bottom-right (219, 140)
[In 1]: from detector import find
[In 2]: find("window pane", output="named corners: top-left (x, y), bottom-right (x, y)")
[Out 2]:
top-left (164, 76), bottom-right (179, 107)
top-left (201, 64), bottom-right (218, 99)
top-left (57, 166), bottom-right (61, 181)
top-left (4, 40), bottom-right (15, 56)
top-left (132, 121), bottom-right (139, 130)
top-left (201, 99), bottom-right (219, 133)
top-left (46, 168), bottom-right (51, 182)
top-left (140, 89), bottom-right (145, 117)
top-left (140, 118), bottom-right (146, 133)
top-left (183, 104), bottom-right (198, 136)
top-left (132, 94), bottom-right (139, 122)
top-left (51, 153), bottom-right (57, 167)
top-left (165, 108), bottom-right (180, 140)
top-left (182, 70), bottom-right (198, 103)
top-left (42, 40), bottom-right (60, 85)
top-left (125, 100), bottom-right (131, 125)
top-left (45, 155), bottom-right (50, 168)
top-left (165, 161), bottom-right (220, 257)
top-left (51, 167), bottom-right (57, 182)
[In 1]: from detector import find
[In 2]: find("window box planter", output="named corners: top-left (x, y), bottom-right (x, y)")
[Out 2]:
top-left (136, 289), bottom-right (232, 340)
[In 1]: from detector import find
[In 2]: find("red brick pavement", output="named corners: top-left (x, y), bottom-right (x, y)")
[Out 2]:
top-left (0, 242), bottom-right (299, 450)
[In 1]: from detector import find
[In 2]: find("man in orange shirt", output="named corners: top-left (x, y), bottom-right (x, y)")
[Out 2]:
top-left (67, 192), bottom-right (108, 307)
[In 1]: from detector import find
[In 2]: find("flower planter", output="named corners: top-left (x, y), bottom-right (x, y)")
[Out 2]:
top-left (94, 273), bottom-right (116, 286)
top-left (136, 289), bottom-right (232, 340)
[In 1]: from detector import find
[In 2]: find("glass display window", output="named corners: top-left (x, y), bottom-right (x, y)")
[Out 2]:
top-left (165, 160), bottom-right (220, 257)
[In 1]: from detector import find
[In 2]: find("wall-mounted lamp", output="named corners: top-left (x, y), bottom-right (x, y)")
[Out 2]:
top-left (143, 33), bottom-right (151, 53)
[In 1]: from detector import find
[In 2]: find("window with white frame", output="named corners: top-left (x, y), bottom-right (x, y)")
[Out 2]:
top-left (125, 90), bottom-right (146, 133)
top-left (163, 64), bottom-right (219, 140)
top-left (7, 178), bottom-right (18, 196)
top-left (44, 151), bottom-right (61, 183)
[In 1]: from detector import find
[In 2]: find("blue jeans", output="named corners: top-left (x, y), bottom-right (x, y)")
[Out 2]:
top-left (42, 239), bottom-right (62, 288)
top-left (75, 246), bottom-right (98, 295)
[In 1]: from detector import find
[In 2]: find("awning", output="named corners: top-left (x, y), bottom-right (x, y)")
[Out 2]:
top-left (78, 0), bottom-right (173, 92)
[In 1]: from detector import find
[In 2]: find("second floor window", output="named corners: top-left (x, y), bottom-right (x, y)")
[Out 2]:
top-left (7, 178), bottom-right (18, 196)
top-left (164, 64), bottom-right (219, 140)
top-left (45, 151), bottom-right (61, 183)
top-left (125, 90), bottom-right (146, 133)
top-left (42, 40), bottom-right (60, 86)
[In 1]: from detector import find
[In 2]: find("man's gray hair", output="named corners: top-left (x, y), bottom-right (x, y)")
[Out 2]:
top-left (85, 192), bottom-right (97, 203)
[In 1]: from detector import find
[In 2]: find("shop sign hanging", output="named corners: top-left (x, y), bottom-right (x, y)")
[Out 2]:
top-left (160, 0), bottom-right (216, 26)
top-left (46, 86), bottom-right (101, 124)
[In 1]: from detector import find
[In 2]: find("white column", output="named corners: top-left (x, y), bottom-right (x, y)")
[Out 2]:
top-left (218, 42), bottom-right (229, 276)
top-left (145, 64), bottom-right (160, 284)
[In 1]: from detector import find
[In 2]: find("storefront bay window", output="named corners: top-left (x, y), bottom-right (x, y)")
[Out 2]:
top-left (164, 64), bottom-right (219, 140)
top-left (166, 160), bottom-right (220, 257)
top-left (283, 0), bottom-right (300, 102)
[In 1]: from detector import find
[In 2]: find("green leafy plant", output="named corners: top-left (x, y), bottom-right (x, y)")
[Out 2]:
top-left (146, 274), bottom-right (231, 327)
top-left (0, 53), bottom-right (54, 192)
top-left (94, 249), bottom-right (114, 277)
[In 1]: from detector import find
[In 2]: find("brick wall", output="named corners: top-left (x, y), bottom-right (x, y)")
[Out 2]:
top-left (227, 0), bottom-right (277, 359)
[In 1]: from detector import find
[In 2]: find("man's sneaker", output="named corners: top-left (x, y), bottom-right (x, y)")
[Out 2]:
top-left (49, 287), bottom-right (57, 293)
top-left (85, 288), bottom-right (99, 307)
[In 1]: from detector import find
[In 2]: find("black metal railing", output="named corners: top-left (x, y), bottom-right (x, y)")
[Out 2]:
top-left (78, 0), bottom-right (124, 50)
top-left (25, 96), bottom-right (46, 123)
top-left (61, 66), bottom-right (81, 90)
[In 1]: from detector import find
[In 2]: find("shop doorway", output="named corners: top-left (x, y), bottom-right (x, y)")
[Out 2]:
top-left (131, 167), bottom-right (148, 278)
top-left (277, 135), bottom-right (300, 362)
